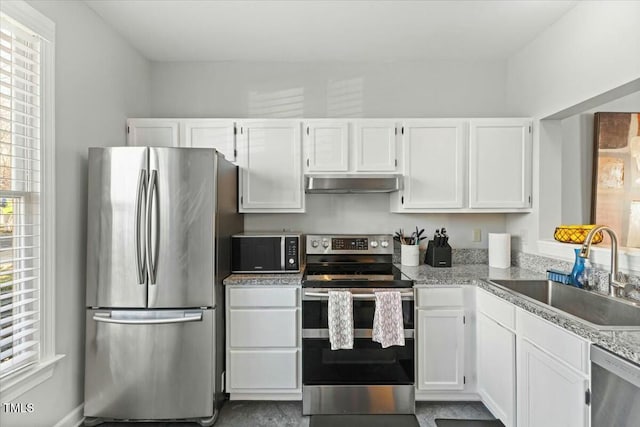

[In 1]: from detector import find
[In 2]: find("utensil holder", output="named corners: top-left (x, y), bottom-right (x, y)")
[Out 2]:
top-left (401, 244), bottom-right (420, 266)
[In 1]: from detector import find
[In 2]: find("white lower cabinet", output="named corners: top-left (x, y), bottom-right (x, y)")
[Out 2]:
top-left (476, 289), bottom-right (591, 427)
top-left (415, 287), bottom-right (472, 398)
top-left (516, 308), bottom-right (590, 427)
top-left (228, 350), bottom-right (298, 390)
top-left (417, 309), bottom-right (465, 390)
top-left (477, 312), bottom-right (516, 427)
top-left (517, 339), bottom-right (589, 427)
top-left (226, 286), bottom-right (301, 399)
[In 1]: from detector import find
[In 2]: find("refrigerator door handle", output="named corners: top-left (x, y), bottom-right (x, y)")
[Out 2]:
top-left (135, 169), bottom-right (147, 284)
top-left (146, 169), bottom-right (158, 285)
top-left (92, 311), bottom-right (203, 325)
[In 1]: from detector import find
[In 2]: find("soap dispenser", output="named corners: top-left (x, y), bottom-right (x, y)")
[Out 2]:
top-left (569, 248), bottom-right (588, 288)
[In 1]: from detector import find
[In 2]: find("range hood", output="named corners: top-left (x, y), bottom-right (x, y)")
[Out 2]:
top-left (305, 174), bottom-right (403, 194)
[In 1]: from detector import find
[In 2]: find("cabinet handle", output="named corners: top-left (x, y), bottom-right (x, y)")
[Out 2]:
top-left (307, 159), bottom-right (310, 167)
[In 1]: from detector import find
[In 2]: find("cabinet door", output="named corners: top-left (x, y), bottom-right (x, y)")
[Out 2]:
top-left (228, 349), bottom-right (298, 390)
top-left (182, 119), bottom-right (236, 163)
top-left (469, 119), bottom-right (532, 208)
top-left (229, 309), bottom-right (297, 348)
top-left (417, 309), bottom-right (465, 390)
top-left (127, 119), bottom-right (179, 147)
top-left (304, 121), bottom-right (349, 172)
top-left (517, 339), bottom-right (589, 427)
top-left (237, 120), bottom-right (304, 212)
top-left (353, 120), bottom-right (398, 172)
top-left (477, 312), bottom-right (516, 427)
top-left (401, 120), bottom-right (465, 208)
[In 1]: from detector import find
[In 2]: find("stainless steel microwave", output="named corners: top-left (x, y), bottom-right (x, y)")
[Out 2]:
top-left (231, 233), bottom-right (302, 273)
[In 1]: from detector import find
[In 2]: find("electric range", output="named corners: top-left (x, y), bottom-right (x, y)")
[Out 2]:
top-left (301, 234), bottom-right (415, 415)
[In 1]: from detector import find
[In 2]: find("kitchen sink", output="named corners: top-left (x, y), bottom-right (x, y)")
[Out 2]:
top-left (488, 279), bottom-right (640, 331)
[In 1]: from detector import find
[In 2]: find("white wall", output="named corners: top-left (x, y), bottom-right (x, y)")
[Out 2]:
top-left (505, 0), bottom-right (640, 261)
top-left (150, 59), bottom-right (512, 244)
top-left (150, 60), bottom-right (510, 118)
top-left (506, 1), bottom-right (640, 118)
top-left (247, 194), bottom-right (506, 248)
top-left (3, 1), bottom-right (150, 426)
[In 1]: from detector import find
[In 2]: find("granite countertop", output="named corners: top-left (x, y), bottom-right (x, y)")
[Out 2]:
top-left (396, 263), bottom-right (546, 285)
top-left (223, 269), bottom-right (304, 286)
top-left (398, 263), bottom-right (640, 365)
top-left (224, 263), bottom-right (640, 364)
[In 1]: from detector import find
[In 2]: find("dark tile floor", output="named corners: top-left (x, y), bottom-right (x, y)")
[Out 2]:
top-left (94, 401), bottom-right (495, 427)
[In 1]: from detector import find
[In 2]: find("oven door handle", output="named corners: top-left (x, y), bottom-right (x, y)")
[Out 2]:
top-left (303, 328), bottom-right (415, 339)
top-left (303, 291), bottom-right (414, 300)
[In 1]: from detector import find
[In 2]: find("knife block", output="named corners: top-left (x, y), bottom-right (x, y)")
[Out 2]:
top-left (425, 240), bottom-right (452, 267)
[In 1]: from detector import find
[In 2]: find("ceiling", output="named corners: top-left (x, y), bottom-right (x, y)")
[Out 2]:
top-left (85, 0), bottom-right (577, 62)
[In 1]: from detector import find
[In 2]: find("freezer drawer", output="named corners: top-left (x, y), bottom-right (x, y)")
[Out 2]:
top-left (84, 309), bottom-right (215, 421)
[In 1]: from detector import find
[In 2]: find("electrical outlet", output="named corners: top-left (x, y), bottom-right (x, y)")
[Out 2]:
top-left (472, 229), bottom-right (482, 242)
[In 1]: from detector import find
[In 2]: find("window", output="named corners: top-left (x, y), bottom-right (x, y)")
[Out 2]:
top-left (0, 1), bottom-right (56, 398)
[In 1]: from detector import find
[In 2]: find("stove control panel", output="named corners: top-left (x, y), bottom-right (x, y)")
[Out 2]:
top-left (307, 234), bottom-right (393, 255)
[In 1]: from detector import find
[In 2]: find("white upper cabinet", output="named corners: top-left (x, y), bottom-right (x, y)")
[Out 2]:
top-left (127, 118), bottom-right (237, 163)
top-left (237, 120), bottom-right (304, 212)
top-left (353, 120), bottom-right (399, 172)
top-left (399, 120), bottom-right (465, 209)
top-left (182, 119), bottom-right (236, 163)
top-left (304, 120), bottom-right (349, 172)
top-left (469, 119), bottom-right (532, 209)
top-left (127, 119), bottom-right (179, 147)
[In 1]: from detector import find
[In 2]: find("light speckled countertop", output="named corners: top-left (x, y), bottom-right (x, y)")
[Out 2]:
top-left (395, 263), bottom-right (545, 285)
top-left (223, 269), bottom-right (304, 286)
top-left (224, 263), bottom-right (640, 364)
top-left (396, 263), bottom-right (640, 365)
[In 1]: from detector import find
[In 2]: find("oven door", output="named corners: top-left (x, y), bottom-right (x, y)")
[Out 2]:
top-left (302, 288), bottom-right (415, 330)
top-left (302, 336), bottom-right (415, 386)
top-left (301, 288), bottom-right (415, 385)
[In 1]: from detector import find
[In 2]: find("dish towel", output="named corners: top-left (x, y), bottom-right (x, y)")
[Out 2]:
top-left (373, 291), bottom-right (405, 348)
top-left (328, 290), bottom-right (353, 350)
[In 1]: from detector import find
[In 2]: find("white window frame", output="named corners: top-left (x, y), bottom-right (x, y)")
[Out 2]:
top-left (0, 0), bottom-right (61, 401)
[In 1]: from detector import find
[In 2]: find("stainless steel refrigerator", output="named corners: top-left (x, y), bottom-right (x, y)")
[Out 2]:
top-left (83, 147), bottom-right (242, 426)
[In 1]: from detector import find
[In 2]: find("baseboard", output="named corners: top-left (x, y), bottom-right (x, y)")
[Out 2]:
top-left (53, 403), bottom-right (84, 427)
top-left (415, 391), bottom-right (481, 401)
top-left (229, 392), bottom-right (302, 400)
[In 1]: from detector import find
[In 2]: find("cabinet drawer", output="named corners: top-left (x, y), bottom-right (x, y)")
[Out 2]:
top-left (228, 350), bottom-right (298, 390)
top-left (517, 308), bottom-right (589, 375)
top-left (417, 287), bottom-right (463, 308)
top-left (228, 287), bottom-right (298, 308)
top-left (477, 288), bottom-right (515, 330)
top-left (229, 308), bottom-right (297, 348)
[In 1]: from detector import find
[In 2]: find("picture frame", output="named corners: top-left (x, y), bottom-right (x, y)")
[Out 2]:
top-left (591, 112), bottom-right (640, 247)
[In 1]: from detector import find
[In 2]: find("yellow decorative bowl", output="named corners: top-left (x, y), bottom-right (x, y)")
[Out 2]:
top-left (553, 225), bottom-right (603, 244)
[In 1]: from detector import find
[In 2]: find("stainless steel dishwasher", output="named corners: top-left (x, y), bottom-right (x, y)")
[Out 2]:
top-left (591, 346), bottom-right (640, 426)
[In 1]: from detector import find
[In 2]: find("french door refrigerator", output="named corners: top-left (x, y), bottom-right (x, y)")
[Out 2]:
top-left (83, 147), bottom-right (242, 426)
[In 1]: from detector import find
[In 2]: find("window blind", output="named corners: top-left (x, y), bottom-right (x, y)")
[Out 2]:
top-left (0, 14), bottom-right (42, 377)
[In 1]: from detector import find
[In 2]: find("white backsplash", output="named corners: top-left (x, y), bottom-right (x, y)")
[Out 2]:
top-left (244, 193), bottom-right (507, 248)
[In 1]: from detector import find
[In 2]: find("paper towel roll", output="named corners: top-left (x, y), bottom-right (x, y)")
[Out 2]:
top-left (488, 233), bottom-right (511, 268)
